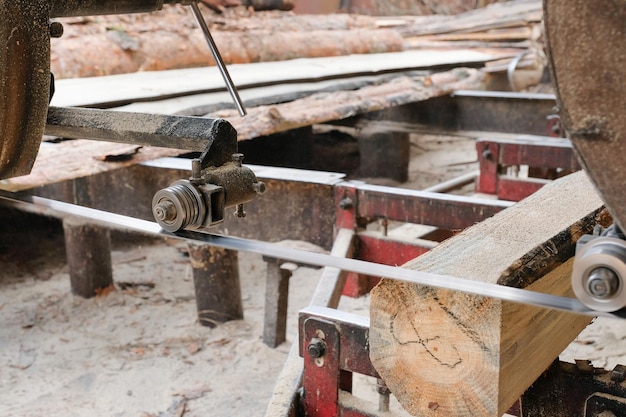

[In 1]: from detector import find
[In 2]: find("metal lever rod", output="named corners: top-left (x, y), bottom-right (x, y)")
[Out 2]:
top-left (190, 1), bottom-right (247, 117)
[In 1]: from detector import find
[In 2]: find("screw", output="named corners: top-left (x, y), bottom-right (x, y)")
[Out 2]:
top-left (154, 200), bottom-right (177, 222)
top-left (481, 148), bottom-right (493, 161)
top-left (339, 197), bottom-right (353, 210)
top-left (307, 338), bottom-right (326, 359)
top-left (234, 204), bottom-right (246, 218)
top-left (253, 182), bottom-right (266, 194)
top-left (587, 267), bottom-right (619, 299)
top-left (611, 364), bottom-right (626, 382)
top-left (50, 21), bottom-right (64, 38)
top-left (232, 153), bottom-right (244, 167)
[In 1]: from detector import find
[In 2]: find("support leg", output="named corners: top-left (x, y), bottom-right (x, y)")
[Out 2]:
top-left (263, 259), bottom-right (295, 347)
top-left (358, 126), bottom-right (410, 182)
top-left (188, 243), bottom-right (243, 327)
top-left (63, 217), bottom-right (113, 298)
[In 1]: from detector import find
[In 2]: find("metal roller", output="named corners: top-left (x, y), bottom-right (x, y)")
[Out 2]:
top-left (152, 180), bottom-right (208, 232)
top-left (572, 237), bottom-right (626, 312)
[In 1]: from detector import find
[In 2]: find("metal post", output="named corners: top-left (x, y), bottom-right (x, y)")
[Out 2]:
top-left (188, 243), bottom-right (243, 327)
top-left (263, 259), bottom-right (296, 347)
top-left (62, 217), bottom-right (113, 297)
top-left (358, 126), bottom-right (410, 182)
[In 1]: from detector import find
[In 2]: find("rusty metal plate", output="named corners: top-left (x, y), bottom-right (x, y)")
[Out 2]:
top-left (545, 0), bottom-right (626, 229)
top-left (0, 0), bottom-right (50, 179)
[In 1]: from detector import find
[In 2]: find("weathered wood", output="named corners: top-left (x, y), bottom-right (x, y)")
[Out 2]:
top-left (50, 5), bottom-right (403, 79)
top-left (63, 216), bottom-right (113, 298)
top-left (51, 50), bottom-right (498, 108)
top-left (0, 140), bottom-right (180, 192)
top-left (263, 260), bottom-right (296, 348)
top-left (369, 171), bottom-right (611, 417)
top-left (210, 68), bottom-right (486, 140)
top-left (188, 243), bottom-right (243, 327)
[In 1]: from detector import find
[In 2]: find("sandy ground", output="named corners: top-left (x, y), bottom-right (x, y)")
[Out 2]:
top-left (2, 134), bottom-right (626, 417)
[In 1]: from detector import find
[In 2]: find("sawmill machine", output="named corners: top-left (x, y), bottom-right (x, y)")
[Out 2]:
top-left (0, 0), bottom-right (265, 232)
top-left (2, 1), bottom-right (626, 416)
top-left (2, 0), bottom-right (625, 312)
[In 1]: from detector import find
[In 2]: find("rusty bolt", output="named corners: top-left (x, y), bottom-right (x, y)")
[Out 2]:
top-left (307, 338), bottom-right (326, 359)
top-left (611, 364), bottom-right (626, 382)
top-left (50, 21), bottom-right (64, 38)
top-left (154, 200), bottom-right (177, 222)
top-left (232, 153), bottom-right (244, 167)
top-left (253, 182), bottom-right (266, 194)
top-left (339, 197), bottom-right (353, 210)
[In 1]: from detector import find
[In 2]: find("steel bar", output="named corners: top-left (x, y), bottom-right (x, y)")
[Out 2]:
top-left (0, 191), bottom-right (620, 319)
top-left (190, 1), bottom-right (247, 117)
top-left (46, 106), bottom-right (237, 156)
top-left (352, 182), bottom-right (513, 230)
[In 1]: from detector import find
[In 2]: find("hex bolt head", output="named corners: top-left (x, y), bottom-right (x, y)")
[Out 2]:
top-left (307, 338), bottom-right (326, 359)
top-left (50, 21), bottom-right (64, 38)
top-left (154, 200), bottom-right (177, 222)
top-left (611, 364), bottom-right (626, 382)
top-left (339, 197), bottom-right (353, 210)
top-left (587, 267), bottom-right (619, 299)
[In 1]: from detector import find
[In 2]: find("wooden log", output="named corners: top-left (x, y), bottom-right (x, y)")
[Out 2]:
top-left (63, 216), bottom-right (113, 298)
top-left (209, 68), bottom-right (486, 140)
top-left (188, 243), bottom-right (243, 327)
top-left (369, 171), bottom-right (611, 417)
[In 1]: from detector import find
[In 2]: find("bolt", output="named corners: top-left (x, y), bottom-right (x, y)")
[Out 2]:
top-left (377, 378), bottom-right (391, 412)
top-left (234, 204), bottom-right (246, 218)
top-left (307, 338), bottom-right (326, 359)
top-left (253, 182), bottom-right (266, 194)
top-left (587, 267), bottom-right (619, 299)
top-left (154, 200), bottom-right (177, 222)
top-left (232, 153), bottom-right (244, 167)
top-left (339, 197), bottom-right (353, 210)
top-left (49, 21), bottom-right (64, 38)
top-left (611, 364), bottom-right (626, 382)
top-left (191, 159), bottom-right (202, 181)
top-left (482, 147), bottom-right (493, 161)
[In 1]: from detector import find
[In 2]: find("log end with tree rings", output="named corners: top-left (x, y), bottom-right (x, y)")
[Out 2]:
top-left (572, 237), bottom-right (626, 312)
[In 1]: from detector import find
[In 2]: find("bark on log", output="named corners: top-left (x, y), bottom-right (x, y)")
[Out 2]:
top-left (50, 6), bottom-right (403, 79)
top-left (369, 171), bottom-right (611, 417)
top-left (209, 68), bottom-right (485, 140)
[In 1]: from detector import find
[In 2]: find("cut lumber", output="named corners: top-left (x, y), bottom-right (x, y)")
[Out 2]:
top-left (369, 171), bottom-right (611, 417)
top-left (51, 50), bottom-right (500, 108)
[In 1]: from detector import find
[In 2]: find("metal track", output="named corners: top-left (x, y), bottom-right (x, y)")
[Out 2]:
top-left (1, 191), bottom-right (622, 319)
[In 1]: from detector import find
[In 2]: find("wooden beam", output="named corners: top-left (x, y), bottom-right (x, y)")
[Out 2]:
top-left (369, 171), bottom-right (611, 417)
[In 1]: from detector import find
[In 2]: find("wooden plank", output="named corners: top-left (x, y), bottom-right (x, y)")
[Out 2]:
top-left (369, 171), bottom-right (612, 417)
top-left (0, 140), bottom-right (181, 192)
top-left (50, 50), bottom-right (506, 108)
top-left (399, 0), bottom-right (542, 37)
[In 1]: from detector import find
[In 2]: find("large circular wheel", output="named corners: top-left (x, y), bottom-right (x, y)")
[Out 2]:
top-left (545, 0), bottom-right (626, 229)
top-left (0, 0), bottom-right (50, 179)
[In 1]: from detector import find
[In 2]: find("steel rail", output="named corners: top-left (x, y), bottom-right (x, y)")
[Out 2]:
top-left (0, 191), bottom-right (623, 319)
